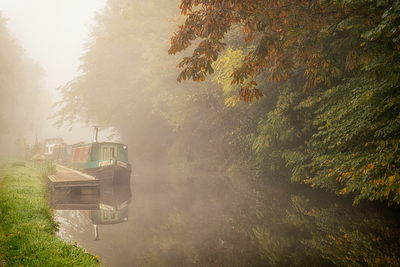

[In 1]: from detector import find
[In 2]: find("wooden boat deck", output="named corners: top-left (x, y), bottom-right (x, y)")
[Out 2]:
top-left (48, 164), bottom-right (99, 196)
top-left (50, 164), bottom-right (96, 182)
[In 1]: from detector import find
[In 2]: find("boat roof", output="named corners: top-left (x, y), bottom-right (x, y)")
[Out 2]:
top-left (71, 141), bottom-right (127, 147)
top-left (44, 138), bottom-right (64, 142)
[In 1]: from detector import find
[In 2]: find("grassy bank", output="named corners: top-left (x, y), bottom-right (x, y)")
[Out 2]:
top-left (0, 159), bottom-right (103, 266)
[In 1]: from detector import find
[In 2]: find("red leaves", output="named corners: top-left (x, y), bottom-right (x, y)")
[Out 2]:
top-left (171, 0), bottom-right (380, 101)
top-left (174, 38), bottom-right (224, 82)
top-left (239, 82), bottom-right (263, 102)
top-left (179, 0), bottom-right (202, 15)
top-left (303, 56), bottom-right (342, 91)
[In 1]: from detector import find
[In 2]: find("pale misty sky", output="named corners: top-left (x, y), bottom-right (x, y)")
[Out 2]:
top-left (0, 0), bottom-right (110, 144)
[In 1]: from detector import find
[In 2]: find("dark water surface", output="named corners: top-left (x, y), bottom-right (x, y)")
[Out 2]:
top-left (53, 163), bottom-right (400, 267)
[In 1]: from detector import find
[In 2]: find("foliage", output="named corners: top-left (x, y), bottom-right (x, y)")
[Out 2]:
top-left (30, 135), bottom-right (44, 157)
top-left (251, 79), bottom-right (315, 177)
top-left (297, 57), bottom-right (400, 204)
top-left (168, 0), bottom-right (400, 205)
top-left (0, 160), bottom-right (102, 266)
top-left (168, 0), bottom-right (393, 99)
top-left (52, 0), bottom-right (266, 170)
top-left (51, 0), bottom-right (400, 207)
top-left (51, 0), bottom-right (180, 162)
top-left (36, 160), bottom-right (56, 179)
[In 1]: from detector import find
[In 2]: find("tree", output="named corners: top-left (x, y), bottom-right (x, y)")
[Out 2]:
top-left (169, 0), bottom-right (400, 205)
top-left (52, 0), bottom-right (194, 163)
top-left (169, 0), bottom-right (396, 99)
top-left (296, 50), bottom-right (400, 205)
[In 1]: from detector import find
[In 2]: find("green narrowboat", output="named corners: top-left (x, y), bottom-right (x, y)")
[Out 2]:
top-left (67, 141), bottom-right (132, 184)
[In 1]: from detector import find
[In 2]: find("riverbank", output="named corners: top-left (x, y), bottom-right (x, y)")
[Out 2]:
top-left (0, 159), bottom-right (103, 266)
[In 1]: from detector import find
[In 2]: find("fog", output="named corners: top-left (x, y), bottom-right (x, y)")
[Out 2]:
top-left (0, 0), bottom-right (107, 155)
top-left (1, 0), bottom-right (400, 266)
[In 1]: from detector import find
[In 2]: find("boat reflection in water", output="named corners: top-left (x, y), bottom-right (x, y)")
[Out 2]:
top-left (49, 180), bottom-right (132, 240)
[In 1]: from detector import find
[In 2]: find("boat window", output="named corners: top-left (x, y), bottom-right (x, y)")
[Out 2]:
top-left (79, 148), bottom-right (84, 161)
top-left (103, 147), bottom-right (108, 160)
top-left (110, 147), bottom-right (115, 158)
top-left (70, 149), bottom-right (74, 161)
top-left (103, 210), bottom-right (108, 220)
top-left (111, 212), bottom-right (116, 219)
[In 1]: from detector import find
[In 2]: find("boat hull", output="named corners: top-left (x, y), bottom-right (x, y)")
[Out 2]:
top-left (83, 163), bottom-right (131, 185)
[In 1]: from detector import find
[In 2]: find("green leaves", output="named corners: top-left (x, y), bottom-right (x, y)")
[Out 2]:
top-left (297, 51), bottom-right (400, 204)
top-left (362, 0), bottom-right (400, 42)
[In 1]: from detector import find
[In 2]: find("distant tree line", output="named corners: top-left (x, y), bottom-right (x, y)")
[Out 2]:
top-left (0, 12), bottom-right (49, 156)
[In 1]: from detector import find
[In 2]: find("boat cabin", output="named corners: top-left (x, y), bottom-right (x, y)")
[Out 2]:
top-left (68, 142), bottom-right (129, 170)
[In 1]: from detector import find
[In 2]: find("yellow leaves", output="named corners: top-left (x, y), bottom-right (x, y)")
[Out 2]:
top-left (365, 142), bottom-right (374, 149)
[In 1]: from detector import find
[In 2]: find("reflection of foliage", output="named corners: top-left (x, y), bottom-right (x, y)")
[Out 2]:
top-left (286, 195), bottom-right (400, 267)
top-left (87, 165), bottom-right (399, 267)
top-left (142, 170), bottom-right (267, 267)
top-left (252, 226), bottom-right (293, 266)
top-left (305, 206), bottom-right (400, 267)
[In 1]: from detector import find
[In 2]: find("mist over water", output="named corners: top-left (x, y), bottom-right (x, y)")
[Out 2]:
top-left (53, 160), bottom-right (400, 267)
top-left (2, 1), bottom-right (400, 266)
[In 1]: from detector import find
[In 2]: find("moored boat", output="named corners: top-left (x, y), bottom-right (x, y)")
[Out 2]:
top-left (43, 138), bottom-right (64, 158)
top-left (67, 128), bottom-right (132, 184)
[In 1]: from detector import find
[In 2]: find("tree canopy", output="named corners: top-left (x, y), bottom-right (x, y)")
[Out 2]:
top-left (169, 0), bottom-right (400, 204)
top-left (169, 0), bottom-right (398, 99)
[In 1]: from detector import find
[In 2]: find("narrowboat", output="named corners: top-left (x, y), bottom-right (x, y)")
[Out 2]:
top-left (51, 143), bottom-right (71, 165)
top-left (43, 138), bottom-right (64, 158)
top-left (67, 132), bottom-right (132, 184)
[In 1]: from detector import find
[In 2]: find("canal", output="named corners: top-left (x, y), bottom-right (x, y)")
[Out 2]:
top-left (53, 162), bottom-right (400, 266)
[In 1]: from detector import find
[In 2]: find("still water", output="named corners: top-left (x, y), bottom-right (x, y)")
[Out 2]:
top-left (52, 163), bottom-right (400, 267)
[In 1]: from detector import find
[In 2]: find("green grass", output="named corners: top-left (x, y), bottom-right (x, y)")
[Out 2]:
top-left (0, 159), bottom-right (104, 266)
